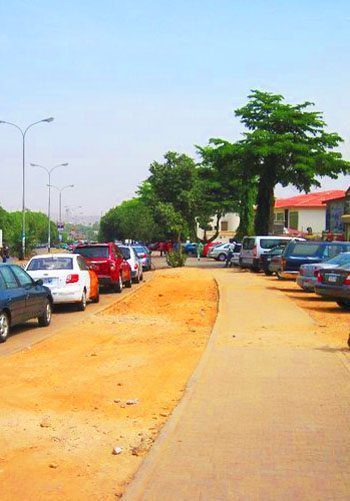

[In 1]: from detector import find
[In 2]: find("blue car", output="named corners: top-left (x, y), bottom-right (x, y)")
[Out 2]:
top-left (0, 264), bottom-right (53, 343)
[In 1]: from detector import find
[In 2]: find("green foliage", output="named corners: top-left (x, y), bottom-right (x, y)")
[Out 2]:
top-left (235, 90), bottom-right (350, 234)
top-left (0, 207), bottom-right (58, 257)
top-left (165, 249), bottom-right (188, 268)
top-left (99, 198), bottom-right (156, 242)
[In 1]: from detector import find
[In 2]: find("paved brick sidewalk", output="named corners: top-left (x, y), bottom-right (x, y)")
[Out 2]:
top-left (124, 270), bottom-right (350, 500)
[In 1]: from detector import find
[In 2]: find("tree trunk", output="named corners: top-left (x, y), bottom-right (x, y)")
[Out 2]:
top-left (236, 185), bottom-right (255, 239)
top-left (254, 170), bottom-right (275, 235)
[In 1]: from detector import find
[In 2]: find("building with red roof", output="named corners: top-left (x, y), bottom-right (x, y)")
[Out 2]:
top-left (274, 190), bottom-right (346, 234)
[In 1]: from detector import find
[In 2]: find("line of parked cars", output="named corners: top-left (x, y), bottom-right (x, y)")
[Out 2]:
top-left (0, 242), bottom-right (152, 343)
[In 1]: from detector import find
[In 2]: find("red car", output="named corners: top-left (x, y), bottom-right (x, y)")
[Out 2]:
top-left (203, 241), bottom-right (222, 257)
top-left (73, 243), bottom-right (132, 292)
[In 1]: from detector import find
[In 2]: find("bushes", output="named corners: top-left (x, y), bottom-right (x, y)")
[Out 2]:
top-left (166, 249), bottom-right (188, 268)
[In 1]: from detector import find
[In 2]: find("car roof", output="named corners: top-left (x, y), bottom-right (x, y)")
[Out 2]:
top-left (29, 253), bottom-right (75, 259)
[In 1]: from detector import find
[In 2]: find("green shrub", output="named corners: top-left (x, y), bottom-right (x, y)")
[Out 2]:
top-left (166, 249), bottom-right (187, 268)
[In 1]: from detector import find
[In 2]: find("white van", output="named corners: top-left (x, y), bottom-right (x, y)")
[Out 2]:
top-left (239, 236), bottom-right (305, 271)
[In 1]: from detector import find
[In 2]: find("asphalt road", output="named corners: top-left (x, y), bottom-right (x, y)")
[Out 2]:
top-left (0, 272), bottom-right (154, 357)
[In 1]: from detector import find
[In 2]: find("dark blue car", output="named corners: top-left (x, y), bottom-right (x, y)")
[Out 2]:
top-left (0, 264), bottom-right (53, 343)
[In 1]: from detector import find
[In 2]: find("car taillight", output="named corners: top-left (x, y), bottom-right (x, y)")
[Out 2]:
top-left (313, 269), bottom-right (319, 277)
top-left (316, 272), bottom-right (322, 283)
top-left (139, 253), bottom-right (146, 258)
top-left (344, 274), bottom-right (350, 285)
top-left (134, 263), bottom-right (138, 270)
top-left (252, 246), bottom-right (257, 257)
top-left (66, 274), bottom-right (79, 284)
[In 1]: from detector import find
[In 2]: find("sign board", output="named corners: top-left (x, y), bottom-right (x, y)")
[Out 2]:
top-left (57, 223), bottom-right (65, 232)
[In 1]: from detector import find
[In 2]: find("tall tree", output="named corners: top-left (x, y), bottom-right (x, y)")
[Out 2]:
top-left (235, 90), bottom-right (350, 234)
top-left (197, 139), bottom-right (257, 240)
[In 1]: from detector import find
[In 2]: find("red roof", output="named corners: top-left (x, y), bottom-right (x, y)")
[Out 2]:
top-left (275, 190), bottom-right (345, 209)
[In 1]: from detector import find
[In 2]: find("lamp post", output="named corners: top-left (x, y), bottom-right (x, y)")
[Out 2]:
top-left (0, 117), bottom-right (54, 258)
top-left (31, 162), bottom-right (68, 252)
top-left (50, 184), bottom-right (74, 225)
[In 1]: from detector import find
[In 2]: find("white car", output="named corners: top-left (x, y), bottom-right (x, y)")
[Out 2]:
top-left (119, 245), bottom-right (143, 283)
top-left (25, 253), bottom-right (99, 310)
top-left (208, 243), bottom-right (236, 261)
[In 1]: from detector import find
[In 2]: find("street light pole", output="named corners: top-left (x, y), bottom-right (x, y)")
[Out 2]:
top-left (0, 118), bottom-right (54, 258)
top-left (31, 163), bottom-right (68, 252)
top-left (50, 184), bottom-right (74, 225)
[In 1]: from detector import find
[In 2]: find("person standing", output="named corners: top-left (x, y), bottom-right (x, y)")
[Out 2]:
top-left (196, 242), bottom-right (204, 261)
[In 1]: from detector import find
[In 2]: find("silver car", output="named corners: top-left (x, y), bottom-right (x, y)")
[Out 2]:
top-left (208, 243), bottom-right (236, 261)
top-left (296, 251), bottom-right (350, 291)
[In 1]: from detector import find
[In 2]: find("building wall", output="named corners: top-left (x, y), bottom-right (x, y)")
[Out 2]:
top-left (197, 212), bottom-right (240, 242)
top-left (297, 208), bottom-right (326, 233)
top-left (326, 200), bottom-right (345, 232)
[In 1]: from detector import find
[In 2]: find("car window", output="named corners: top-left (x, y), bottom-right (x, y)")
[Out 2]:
top-left (326, 252), bottom-right (350, 266)
top-left (323, 245), bottom-right (347, 259)
top-left (0, 267), bottom-right (18, 289)
top-left (74, 246), bottom-right (109, 258)
top-left (260, 239), bottom-right (288, 249)
top-left (242, 238), bottom-right (255, 250)
top-left (77, 256), bottom-right (88, 270)
top-left (0, 272), bottom-right (6, 289)
top-left (27, 257), bottom-right (73, 271)
top-left (286, 242), bottom-right (321, 257)
top-left (11, 266), bottom-right (34, 287)
top-left (120, 247), bottom-right (131, 260)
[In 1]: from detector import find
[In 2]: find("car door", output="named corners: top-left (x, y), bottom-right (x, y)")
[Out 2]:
top-left (114, 246), bottom-right (126, 281)
top-left (10, 265), bottom-right (43, 319)
top-left (0, 266), bottom-right (27, 324)
top-left (77, 256), bottom-right (91, 299)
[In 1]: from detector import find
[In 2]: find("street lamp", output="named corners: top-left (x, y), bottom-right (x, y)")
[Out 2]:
top-left (0, 117), bottom-right (54, 258)
top-left (49, 184), bottom-right (74, 225)
top-left (31, 162), bottom-right (68, 252)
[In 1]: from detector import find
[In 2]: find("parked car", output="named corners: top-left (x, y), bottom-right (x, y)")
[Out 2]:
top-left (260, 245), bottom-right (287, 276)
top-left (208, 243), bottom-right (236, 261)
top-left (314, 265), bottom-right (350, 309)
top-left (297, 252), bottom-right (350, 292)
top-left (0, 264), bottom-right (52, 343)
top-left (183, 242), bottom-right (198, 256)
top-left (279, 241), bottom-right (350, 279)
top-left (25, 253), bottom-right (99, 310)
top-left (73, 243), bottom-right (132, 292)
top-left (203, 241), bottom-right (222, 257)
top-left (132, 245), bottom-right (152, 270)
top-left (119, 245), bottom-right (143, 283)
top-left (239, 236), bottom-right (304, 271)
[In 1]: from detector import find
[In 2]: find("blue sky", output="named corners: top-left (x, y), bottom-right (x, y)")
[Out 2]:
top-left (1, 0), bottom-right (350, 217)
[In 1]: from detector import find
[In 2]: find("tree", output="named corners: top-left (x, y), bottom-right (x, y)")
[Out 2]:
top-left (197, 139), bottom-right (257, 240)
top-left (235, 90), bottom-right (350, 234)
top-left (99, 198), bottom-right (156, 242)
top-left (144, 152), bottom-right (199, 241)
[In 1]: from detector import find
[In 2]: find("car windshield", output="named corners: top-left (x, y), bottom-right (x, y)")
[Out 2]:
top-left (133, 246), bottom-right (146, 254)
top-left (326, 252), bottom-right (350, 266)
top-left (286, 242), bottom-right (322, 257)
top-left (120, 247), bottom-right (131, 259)
top-left (27, 257), bottom-right (73, 271)
top-left (74, 246), bottom-right (109, 258)
top-left (242, 238), bottom-right (255, 250)
top-left (260, 239), bottom-right (288, 249)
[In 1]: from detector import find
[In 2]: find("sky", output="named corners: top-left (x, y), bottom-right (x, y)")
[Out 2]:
top-left (1, 0), bottom-right (350, 220)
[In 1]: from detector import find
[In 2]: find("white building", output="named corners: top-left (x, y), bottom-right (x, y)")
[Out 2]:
top-left (197, 213), bottom-right (240, 242)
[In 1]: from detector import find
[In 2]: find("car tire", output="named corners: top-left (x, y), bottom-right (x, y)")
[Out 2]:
top-left (264, 270), bottom-right (273, 276)
top-left (115, 275), bottom-right (123, 293)
top-left (0, 311), bottom-right (10, 343)
top-left (77, 290), bottom-right (87, 311)
top-left (336, 299), bottom-right (350, 310)
top-left (91, 288), bottom-right (100, 303)
top-left (218, 253), bottom-right (226, 262)
top-left (133, 275), bottom-right (140, 284)
top-left (38, 300), bottom-right (52, 327)
top-left (125, 275), bottom-right (132, 288)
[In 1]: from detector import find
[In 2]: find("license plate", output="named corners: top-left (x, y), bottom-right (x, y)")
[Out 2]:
top-left (42, 277), bottom-right (58, 285)
top-left (326, 274), bottom-right (338, 283)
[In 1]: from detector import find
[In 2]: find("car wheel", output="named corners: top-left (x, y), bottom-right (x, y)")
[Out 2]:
top-left (0, 311), bottom-right (10, 343)
top-left (38, 300), bottom-right (52, 327)
top-left (133, 274), bottom-right (140, 284)
top-left (218, 253), bottom-right (226, 262)
top-left (77, 290), bottom-right (87, 311)
top-left (125, 275), bottom-right (132, 288)
top-left (264, 270), bottom-right (273, 276)
top-left (140, 272), bottom-right (143, 281)
top-left (336, 299), bottom-right (350, 310)
top-left (115, 275), bottom-right (123, 293)
top-left (91, 288), bottom-right (100, 303)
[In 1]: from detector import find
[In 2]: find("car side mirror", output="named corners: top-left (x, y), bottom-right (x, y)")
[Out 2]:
top-left (35, 279), bottom-right (43, 286)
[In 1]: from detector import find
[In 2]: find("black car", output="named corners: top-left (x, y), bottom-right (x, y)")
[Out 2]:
top-left (278, 241), bottom-right (350, 279)
top-left (314, 265), bottom-right (350, 309)
top-left (260, 245), bottom-right (286, 276)
top-left (0, 264), bottom-right (53, 343)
